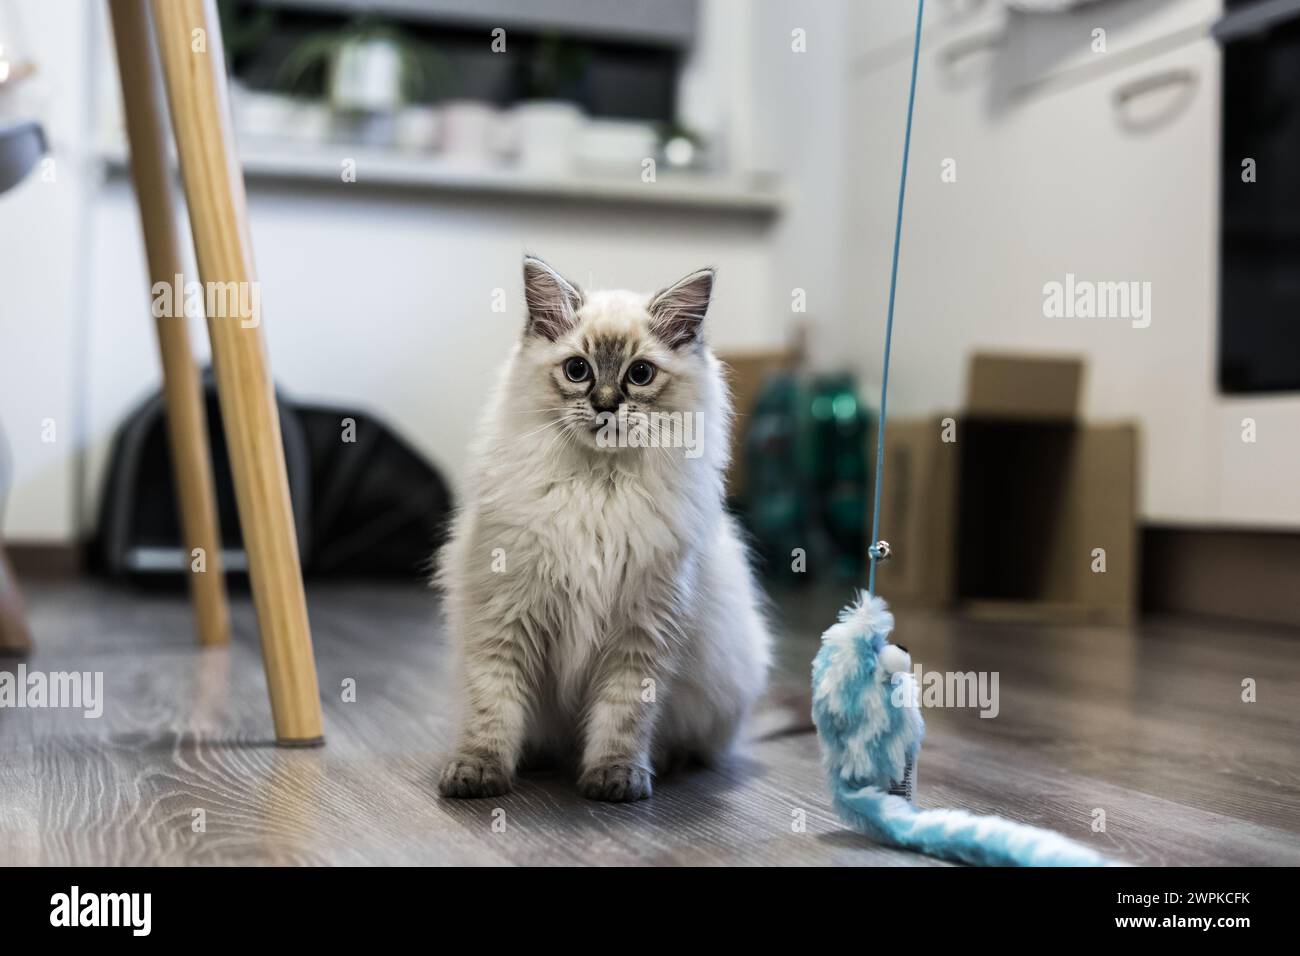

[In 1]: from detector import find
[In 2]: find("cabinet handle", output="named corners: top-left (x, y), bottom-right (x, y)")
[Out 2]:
top-left (1113, 68), bottom-right (1197, 106)
top-left (1111, 68), bottom-right (1198, 131)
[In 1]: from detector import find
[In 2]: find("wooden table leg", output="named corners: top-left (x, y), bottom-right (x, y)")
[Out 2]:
top-left (147, 0), bottom-right (324, 745)
top-left (108, 0), bottom-right (230, 649)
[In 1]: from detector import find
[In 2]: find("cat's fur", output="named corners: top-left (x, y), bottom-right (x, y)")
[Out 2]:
top-left (436, 256), bottom-right (771, 802)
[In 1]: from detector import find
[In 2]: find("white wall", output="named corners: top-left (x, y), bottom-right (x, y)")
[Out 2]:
top-left (748, 0), bottom-right (851, 369)
top-left (0, 0), bottom-right (97, 540)
top-left (81, 181), bottom-right (778, 510)
top-left (0, 0), bottom-right (852, 542)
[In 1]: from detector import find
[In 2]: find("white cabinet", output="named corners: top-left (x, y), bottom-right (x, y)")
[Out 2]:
top-left (845, 5), bottom-right (1300, 528)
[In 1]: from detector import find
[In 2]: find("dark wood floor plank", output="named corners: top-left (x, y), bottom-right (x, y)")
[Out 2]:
top-left (1, 580), bottom-right (1296, 865)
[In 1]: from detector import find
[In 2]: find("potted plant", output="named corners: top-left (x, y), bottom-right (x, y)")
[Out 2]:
top-left (279, 18), bottom-right (448, 147)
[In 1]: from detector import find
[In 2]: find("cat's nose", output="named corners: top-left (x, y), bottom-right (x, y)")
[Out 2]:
top-left (591, 385), bottom-right (621, 414)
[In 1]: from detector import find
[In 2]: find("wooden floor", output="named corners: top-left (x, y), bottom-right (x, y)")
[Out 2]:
top-left (2, 579), bottom-right (1298, 866)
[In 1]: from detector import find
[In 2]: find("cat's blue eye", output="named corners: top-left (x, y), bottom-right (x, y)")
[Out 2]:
top-left (626, 361), bottom-right (657, 387)
top-left (563, 357), bottom-right (590, 382)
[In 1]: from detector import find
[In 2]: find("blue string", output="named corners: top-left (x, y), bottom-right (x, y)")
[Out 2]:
top-left (868, 0), bottom-right (924, 597)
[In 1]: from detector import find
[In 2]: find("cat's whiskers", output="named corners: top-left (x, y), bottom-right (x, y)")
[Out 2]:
top-left (515, 415), bottom-right (573, 444)
top-left (643, 416), bottom-right (678, 467)
top-left (539, 417), bottom-right (581, 462)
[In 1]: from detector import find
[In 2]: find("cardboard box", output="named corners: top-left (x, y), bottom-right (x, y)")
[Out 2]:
top-left (871, 416), bottom-right (959, 608)
top-left (966, 353), bottom-right (1082, 421)
top-left (956, 419), bottom-right (1138, 624)
top-left (871, 354), bottom-right (1139, 624)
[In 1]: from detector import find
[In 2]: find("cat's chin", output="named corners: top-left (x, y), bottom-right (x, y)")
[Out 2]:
top-left (555, 421), bottom-right (651, 458)
top-left (574, 425), bottom-right (624, 453)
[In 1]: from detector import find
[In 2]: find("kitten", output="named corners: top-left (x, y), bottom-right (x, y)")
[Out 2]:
top-left (436, 256), bottom-right (771, 802)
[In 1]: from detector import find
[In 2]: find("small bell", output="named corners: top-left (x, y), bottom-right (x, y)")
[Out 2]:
top-left (869, 540), bottom-right (893, 562)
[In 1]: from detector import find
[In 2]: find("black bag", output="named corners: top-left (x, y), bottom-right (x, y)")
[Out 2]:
top-left (295, 404), bottom-right (453, 576)
top-left (96, 372), bottom-right (452, 581)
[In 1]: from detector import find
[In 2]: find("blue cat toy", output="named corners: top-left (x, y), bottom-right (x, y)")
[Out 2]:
top-left (811, 593), bottom-right (1111, 866)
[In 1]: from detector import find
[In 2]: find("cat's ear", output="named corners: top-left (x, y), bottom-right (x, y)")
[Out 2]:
top-left (648, 267), bottom-right (715, 349)
top-left (523, 255), bottom-right (583, 341)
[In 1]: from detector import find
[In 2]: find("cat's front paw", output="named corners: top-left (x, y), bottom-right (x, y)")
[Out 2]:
top-left (438, 753), bottom-right (511, 799)
top-left (578, 762), bottom-right (652, 802)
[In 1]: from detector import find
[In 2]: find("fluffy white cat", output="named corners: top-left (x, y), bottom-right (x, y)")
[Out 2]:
top-left (436, 256), bottom-right (771, 802)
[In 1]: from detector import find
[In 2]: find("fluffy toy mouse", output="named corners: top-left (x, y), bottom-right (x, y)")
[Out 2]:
top-left (812, 592), bottom-right (1113, 866)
